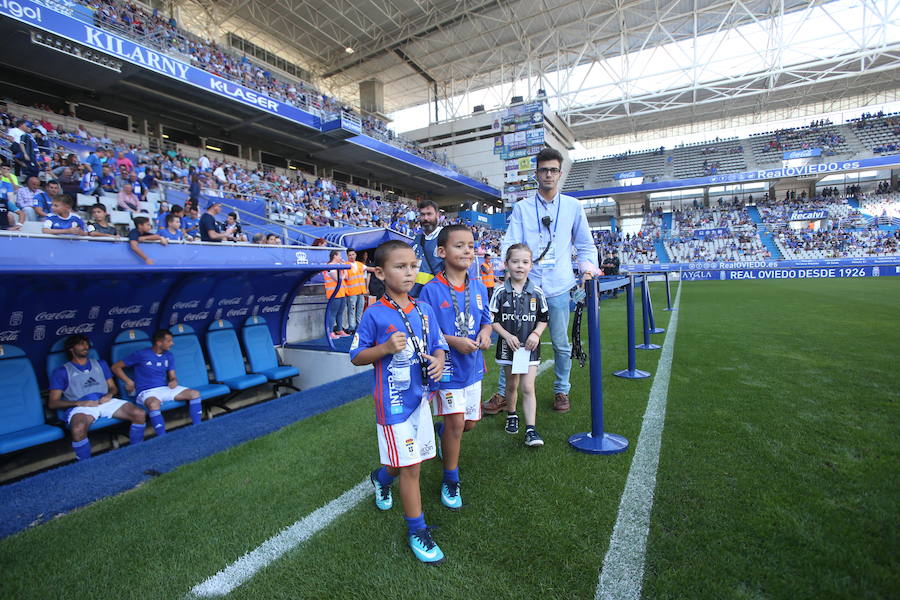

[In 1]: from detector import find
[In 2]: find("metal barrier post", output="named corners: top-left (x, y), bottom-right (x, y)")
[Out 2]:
top-left (647, 274), bottom-right (665, 335)
top-left (635, 276), bottom-right (661, 350)
top-left (663, 271), bottom-right (674, 311)
top-left (614, 274), bottom-right (650, 379)
top-left (569, 278), bottom-right (629, 455)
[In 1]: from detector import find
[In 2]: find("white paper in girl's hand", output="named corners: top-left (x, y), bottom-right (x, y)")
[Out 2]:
top-left (511, 348), bottom-right (530, 374)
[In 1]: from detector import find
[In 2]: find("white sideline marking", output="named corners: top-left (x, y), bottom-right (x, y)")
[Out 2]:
top-left (537, 359), bottom-right (554, 374)
top-left (189, 479), bottom-right (369, 598)
top-left (596, 281), bottom-right (682, 600)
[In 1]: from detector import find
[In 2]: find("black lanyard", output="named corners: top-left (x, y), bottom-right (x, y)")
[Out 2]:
top-left (442, 272), bottom-right (471, 335)
top-left (384, 296), bottom-right (430, 382)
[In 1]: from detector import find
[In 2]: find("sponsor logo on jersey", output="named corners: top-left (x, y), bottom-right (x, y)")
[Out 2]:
top-left (386, 324), bottom-right (397, 334)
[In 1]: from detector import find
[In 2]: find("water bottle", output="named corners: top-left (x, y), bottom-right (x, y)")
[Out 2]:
top-left (390, 350), bottom-right (411, 391)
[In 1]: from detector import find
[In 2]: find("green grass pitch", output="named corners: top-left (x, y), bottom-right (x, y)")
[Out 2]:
top-left (0, 279), bottom-right (897, 599)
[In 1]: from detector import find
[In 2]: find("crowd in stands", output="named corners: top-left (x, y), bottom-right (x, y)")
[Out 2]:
top-left (670, 202), bottom-right (754, 235)
top-left (666, 230), bottom-right (770, 262)
top-left (755, 193), bottom-right (866, 228)
top-left (759, 119), bottom-right (844, 155)
top-left (858, 191), bottom-right (900, 219)
top-left (775, 227), bottom-right (899, 259)
top-left (0, 107), bottom-right (505, 253)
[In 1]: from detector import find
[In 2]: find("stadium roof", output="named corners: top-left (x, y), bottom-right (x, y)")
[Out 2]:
top-left (178, 0), bottom-right (900, 141)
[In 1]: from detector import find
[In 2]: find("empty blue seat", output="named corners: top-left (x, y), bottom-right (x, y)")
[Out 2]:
top-left (46, 338), bottom-right (123, 432)
top-left (241, 316), bottom-right (300, 393)
top-left (206, 320), bottom-right (267, 391)
top-left (169, 324), bottom-right (230, 400)
top-left (111, 329), bottom-right (184, 413)
top-left (0, 344), bottom-right (65, 455)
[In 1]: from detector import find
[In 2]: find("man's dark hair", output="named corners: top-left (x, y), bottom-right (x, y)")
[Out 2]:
top-left (64, 334), bottom-right (90, 358)
top-left (417, 199), bottom-right (438, 212)
top-left (90, 203), bottom-right (107, 213)
top-left (171, 204), bottom-right (184, 215)
top-left (133, 215), bottom-right (150, 227)
top-left (437, 223), bottom-right (472, 247)
top-left (152, 329), bottom-right (172, 344)
top-left (373, 239), bottom-right (413, 267)
top-left (535, 147), bottom-right (564, 166)
top-left (165, 213), bottom-right (180, 226)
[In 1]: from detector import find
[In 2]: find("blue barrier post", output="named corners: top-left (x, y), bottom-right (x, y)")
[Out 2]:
top-left (614, 274), bottom-right (650, 379)
top-left (569, 278), bottom-right (629, 455)
top-left (635, 276), bottom-right (661, 350)
top-left (662, 272), bottom-right (674, 311)
top-left (647, 275), bottom-right (665, 335)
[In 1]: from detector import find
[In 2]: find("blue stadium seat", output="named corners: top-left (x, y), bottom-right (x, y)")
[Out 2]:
top-left (169, 324), bottom-right (230, 400)
top-left (111, 330), bottom-right (184, 413)
top-left (205, 320), bottom-right (268, 391)
top-left (0, 344), bottom-right (65, 455)
top-left (46, 338), bottom-right (123, 432)
top-left (241, 316), bottom-right (300, 395)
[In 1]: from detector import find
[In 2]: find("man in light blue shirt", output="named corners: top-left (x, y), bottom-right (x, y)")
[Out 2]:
top-left (486, 147), bottom-right (599, 414)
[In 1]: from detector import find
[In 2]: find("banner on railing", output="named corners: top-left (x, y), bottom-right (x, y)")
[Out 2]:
top-left (790, 210), bottom-right (829, 221)
top-left (679, 265), bottom-right (897, 281)
top-left (622, 256), bottom-right (900, 272)
top-left (783, 148), bottom-right (822, 160)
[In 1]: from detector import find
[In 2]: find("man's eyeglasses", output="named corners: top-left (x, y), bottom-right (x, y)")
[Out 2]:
top-left (536, 167), bottom-right (561, 176)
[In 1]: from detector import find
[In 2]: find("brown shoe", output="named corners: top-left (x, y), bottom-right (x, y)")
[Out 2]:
top-left (482, 393), bottom-right (507, 415)
top-left (553, 393), bottom-right (570, 413)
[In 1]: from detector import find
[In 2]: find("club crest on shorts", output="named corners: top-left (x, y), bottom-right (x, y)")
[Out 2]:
top-left (444, 391), bottom-right (454, 406)
top-left (405, 438), bottom-right (415, 454)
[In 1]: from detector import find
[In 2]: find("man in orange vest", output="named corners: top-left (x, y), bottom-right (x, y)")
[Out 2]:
top-left (343, 249), bottom-right (373, 334)
top-left (480, 251), bottom-right (497, 301)
top-left (324, 250), bottom-right (348, 339)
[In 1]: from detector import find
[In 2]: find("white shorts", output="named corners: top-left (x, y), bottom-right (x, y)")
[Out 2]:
top-left (136, 385), bottom-right (189, 407)
top-left (431, 380), bottom-right (482, 422)
top-left (376, 396), bottom-right (436, 468)
top-left (67, 398), bottom-right (130, 424)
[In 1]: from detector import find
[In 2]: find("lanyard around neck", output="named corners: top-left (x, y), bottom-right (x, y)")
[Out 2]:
top-left (384, 296), bottom-right (429, 381)
top-left (535, 194), bottom-right (561, 238)
top-left (441, 272), bottom-right (471, 335)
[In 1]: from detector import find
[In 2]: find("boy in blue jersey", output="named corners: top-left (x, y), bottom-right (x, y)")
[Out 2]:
top-left (158, 213), bottom-right (189, 241)
top-left (419, 224), bottom-right (492, 510)
top-left (41, 196), bottom-right (87, 236)
top-left (350, 240), bottom-right (449, 565)
top-left (111, 329), bottom-right (201, 437)
top-left (48, 335), bottom-right (147, 460)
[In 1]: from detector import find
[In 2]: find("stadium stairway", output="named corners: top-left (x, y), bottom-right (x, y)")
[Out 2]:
top-left (847, 198), bottom-right (861, 209)
top-left (662, 212), bottom-right (673, 232)
top-left (654, 240), bottom-right (671, 263)
top-left (746, 205), bottom-right (764, 224)
top-left (757, 227), bottom-right (784, 259)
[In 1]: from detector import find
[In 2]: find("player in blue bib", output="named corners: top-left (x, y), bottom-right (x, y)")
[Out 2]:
top-left (48, 335), bottom-right (148, 460)
top-left (111, 329), bottom-right (202, 437)
top-left (419, 224), bottom-right (493, 510)
top-left (350, 240), bottom-right (449, 565)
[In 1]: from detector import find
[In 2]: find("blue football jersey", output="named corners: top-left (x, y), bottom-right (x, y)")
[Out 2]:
top-left (349, 297), bottom-right (448, 425)
top-left (419, 273), bottom-right (491, 389)
top-left (123, 348), bottom-right (174, 394)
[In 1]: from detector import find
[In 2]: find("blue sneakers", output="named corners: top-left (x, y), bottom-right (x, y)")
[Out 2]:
top-left (408, 527), bottom-right (445, 565)
top-left (370, 469), bottom-right (393, 511)
top-left (440, 480), bottom-right (462, 510)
